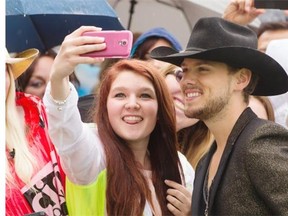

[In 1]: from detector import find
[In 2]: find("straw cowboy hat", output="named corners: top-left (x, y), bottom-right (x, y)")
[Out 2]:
top-left (5, 48), bottom-right (39, 79)
top-left (150, 17), bottom-right (288, 96)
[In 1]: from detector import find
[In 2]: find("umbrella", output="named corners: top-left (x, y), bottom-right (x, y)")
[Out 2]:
top-left (6, 0), bottom-right (125, 53)
top-left (108, 0), bottom-right (261, 47)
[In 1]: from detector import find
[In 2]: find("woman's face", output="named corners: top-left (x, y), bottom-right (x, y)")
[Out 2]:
top-left (107, 70), bottom-right (158, 148)
top-left (24, 56), bottom-right (54, 99)
top-left (165, 68), bottom-right (199, 131)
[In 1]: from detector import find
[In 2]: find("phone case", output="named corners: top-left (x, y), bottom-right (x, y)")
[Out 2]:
top-left (81, 30), bottom-right (133, 58)
top-left (254, 0), bottom-right (288, 9)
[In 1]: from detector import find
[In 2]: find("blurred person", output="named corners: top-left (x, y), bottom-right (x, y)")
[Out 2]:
top-left (5, 48), bottom-right (67, 215)
top-left (161, 64), bottom-right (213, 169)
top-left (248, 95), bottom-right (275, 120)
top-left (266, 39), bottom-right (288, 128)
top-left (131, 27), bottom-right (182, 70)
top-left (257, 22), bottom-right (288, 52)
top-left (17, 50), bottom-right (80, 99)
top-left (43, 26), bottom-right (194, 216)
top-left (222, 0), bottom-right (265, 26)
top-left (222, 0), bottom-right (288, 52)
top-left (151, 17), bottom-right (288, 215)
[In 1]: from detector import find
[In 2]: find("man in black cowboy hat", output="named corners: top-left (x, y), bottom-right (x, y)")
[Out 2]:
top-left (151, 17), bottom-right (288, 215)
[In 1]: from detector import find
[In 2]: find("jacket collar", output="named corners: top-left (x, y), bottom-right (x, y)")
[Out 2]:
top-left (192, 107), bottom-right (257, 215)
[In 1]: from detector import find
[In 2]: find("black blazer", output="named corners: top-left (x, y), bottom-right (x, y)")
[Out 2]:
top-left (192, 108), bottom-right (288, 216)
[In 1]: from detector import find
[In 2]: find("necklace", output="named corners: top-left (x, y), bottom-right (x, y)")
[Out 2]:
top-left (203, 168), bottom-right (210, 216)
top-left (203, 159), bottom-right (215, 216)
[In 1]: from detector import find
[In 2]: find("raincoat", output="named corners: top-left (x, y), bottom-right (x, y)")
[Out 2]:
top-left (5, 92), bottom-right (68, 216)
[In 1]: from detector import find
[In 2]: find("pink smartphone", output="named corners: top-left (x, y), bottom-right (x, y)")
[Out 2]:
top-left (81, 30), bottom-right (133, 58)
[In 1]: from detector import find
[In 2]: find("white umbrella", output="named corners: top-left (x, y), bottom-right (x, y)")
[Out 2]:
top-left (107, 0), bottom-right (261, 47)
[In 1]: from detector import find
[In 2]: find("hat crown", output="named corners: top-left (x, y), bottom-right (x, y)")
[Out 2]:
top-left (186, 17), bottom-right (258, 51)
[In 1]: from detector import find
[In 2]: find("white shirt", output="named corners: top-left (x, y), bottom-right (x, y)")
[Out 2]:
top-left (43, 82), bottom-right (195, 214)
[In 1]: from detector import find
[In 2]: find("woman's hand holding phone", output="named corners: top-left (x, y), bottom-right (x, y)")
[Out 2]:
top-left (81, 30), bottom-right (133, 58)
top-left (50, 26), bottom-right (106, 102)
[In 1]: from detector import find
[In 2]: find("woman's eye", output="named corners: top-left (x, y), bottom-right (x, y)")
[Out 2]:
top-left (175, 69), bottom-right (184, 82)
top-left (28, 81), bottom-right (45, 88)
top-left (114, 93), bottom-right (125, 98)
top-left (140, 93), bottom-right (152, 99)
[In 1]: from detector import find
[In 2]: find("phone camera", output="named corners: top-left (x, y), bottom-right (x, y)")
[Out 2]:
top-left (119, 40), bottom-right (127, 46)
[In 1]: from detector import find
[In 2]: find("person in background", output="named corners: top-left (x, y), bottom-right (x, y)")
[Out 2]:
top-left (222, 0), bottom-right (288, 53)
top-left (257, 21), bottom-right (288, 52)
top-left (5, 48), bottom-right (67, 215)
top-left (43, 26), bottom-right (194, 216)
top-left (161, 64), bottom-right (213, 169)
top-left (248, 95), bottom-right (275, 121)
top-left (131, 27), bottom-right (182, 70)
top-left (265, 39), bottom-right (288, 128)
top-left (17, 49), bottom-right (80, 99)
top-left (151, 17), bottom-right (288, 215)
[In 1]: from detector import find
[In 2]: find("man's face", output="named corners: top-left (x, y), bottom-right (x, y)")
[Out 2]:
top-left (178, 59), bottom-right (235, 121)
top-left (258, 29), bottom-right (288, 52)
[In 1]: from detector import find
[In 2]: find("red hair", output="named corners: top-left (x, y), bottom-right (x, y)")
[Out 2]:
top-left (95, 59), bottom-right (183, 215)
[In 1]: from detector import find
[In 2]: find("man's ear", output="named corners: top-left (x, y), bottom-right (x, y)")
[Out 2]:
top-left (235, 68), bottom-right (252, 91)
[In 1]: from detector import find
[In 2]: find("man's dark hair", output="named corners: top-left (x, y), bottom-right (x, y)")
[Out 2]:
top-left (227, 65), bottom-right (259, 104)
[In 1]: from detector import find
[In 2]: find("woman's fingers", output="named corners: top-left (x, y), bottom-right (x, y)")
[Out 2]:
top-left (165, 180), bottom-right (192, 216)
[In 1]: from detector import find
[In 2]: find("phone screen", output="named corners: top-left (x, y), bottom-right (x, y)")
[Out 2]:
top-left (254, 0), bottom-right (288, 9)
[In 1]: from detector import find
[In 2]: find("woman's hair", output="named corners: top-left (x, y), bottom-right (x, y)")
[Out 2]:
top-left (250, 96), bottom-right (275, 121)
top-left (179, 121), bottom-right (213, 168)
top-left (161, 64), bottom-right (213, 169)
top-left (95, 59), bottom-right (183, 215)
top-left (16, 50), bottom-right (57, 92)
top-left (16, 50), bottom-right (80, 92)
top-left (6, 65), bottom-right (37, 187)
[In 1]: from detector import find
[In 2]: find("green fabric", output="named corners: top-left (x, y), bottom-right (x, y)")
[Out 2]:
top-left (66, 170), bottom-right (107, 216)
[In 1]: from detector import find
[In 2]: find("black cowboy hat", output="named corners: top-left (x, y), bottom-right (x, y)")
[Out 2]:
top-left (150, 17), bottom-right (288, 96)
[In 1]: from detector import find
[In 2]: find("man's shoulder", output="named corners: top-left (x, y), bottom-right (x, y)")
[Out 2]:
top-left (241, 118), bottom-right (288, 150)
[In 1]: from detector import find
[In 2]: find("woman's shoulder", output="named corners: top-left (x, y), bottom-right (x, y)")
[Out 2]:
top-left (178, 151), bottom-right (195, 191)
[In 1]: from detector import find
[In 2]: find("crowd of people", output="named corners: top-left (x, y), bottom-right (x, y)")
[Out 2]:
top-left (5, 0), bottom-right (288, 215)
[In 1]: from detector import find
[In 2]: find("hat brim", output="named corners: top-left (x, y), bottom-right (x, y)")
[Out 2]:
top-left (151, 46), bottom-right (288, 96)
top-left (6, 48), bottom-right (39, 79)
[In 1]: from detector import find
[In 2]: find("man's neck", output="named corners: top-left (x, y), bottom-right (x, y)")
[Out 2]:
top-left (205, 103), bottom-right (247, 150)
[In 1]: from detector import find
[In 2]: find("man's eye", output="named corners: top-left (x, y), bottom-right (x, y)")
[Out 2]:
top-left (199, 67), bottom-right (208, 71)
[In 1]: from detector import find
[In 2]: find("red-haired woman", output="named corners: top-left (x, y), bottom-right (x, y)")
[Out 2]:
top-left (43, 26), bottom-right (194, 216)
